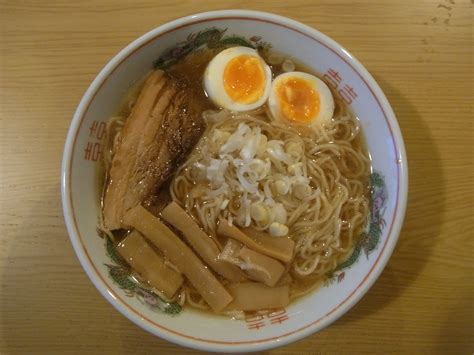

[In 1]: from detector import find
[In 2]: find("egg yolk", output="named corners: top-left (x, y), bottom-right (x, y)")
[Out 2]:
top-left (223, 55), bottom-right (265, 104)
top-left (276, 78), bottom-right (320, 123)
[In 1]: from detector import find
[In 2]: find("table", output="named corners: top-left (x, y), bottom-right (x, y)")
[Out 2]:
top-left (0, 1), bottom-right (472, 353)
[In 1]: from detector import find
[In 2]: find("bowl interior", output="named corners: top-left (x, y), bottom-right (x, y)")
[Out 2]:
top-left (62, 11), bottom-right (406, 352)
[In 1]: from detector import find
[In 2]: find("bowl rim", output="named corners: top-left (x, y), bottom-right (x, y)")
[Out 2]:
top-left (61, 9), bottom-right (408, 353)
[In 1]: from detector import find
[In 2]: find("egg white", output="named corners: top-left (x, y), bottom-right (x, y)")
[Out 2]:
top-left (203, 46), bottom-right (272, 111)
top-left (268, 71), bottom-right (335, 128)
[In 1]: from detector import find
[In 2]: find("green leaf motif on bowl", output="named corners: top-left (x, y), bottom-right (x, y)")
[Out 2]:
top-left (104, 236), bottom-right (182, 316)
top-left (326, 171), bottom-right (388, 286)
top-left (153, 28), bottom-right (271, 69)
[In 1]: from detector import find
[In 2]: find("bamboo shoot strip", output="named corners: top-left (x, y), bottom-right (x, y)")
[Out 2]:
top-left (238, 247), bottom-right (285, 287)
top-left (161, 202), bottom-right (245, 282)
top-left (218, 220), bottom-right (295, 263)
top-left (124, 205), bottom-right (233, 311)
top-left (225, 282), bottom-right (289, 311)
top-left (117, 230), bottom-right (183, 299)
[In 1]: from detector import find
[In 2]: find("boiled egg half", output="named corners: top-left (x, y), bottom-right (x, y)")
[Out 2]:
top-left (204, 46), bottom-right (272, 111)
top-left (268, 71), bottom-right (334, 128)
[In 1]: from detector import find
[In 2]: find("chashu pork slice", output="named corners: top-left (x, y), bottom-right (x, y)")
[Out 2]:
top-left (103, 70), bottom-right (205, 230)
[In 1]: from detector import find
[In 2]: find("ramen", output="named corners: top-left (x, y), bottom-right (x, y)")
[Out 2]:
top-left (100, 45), bottom-right (371, 316)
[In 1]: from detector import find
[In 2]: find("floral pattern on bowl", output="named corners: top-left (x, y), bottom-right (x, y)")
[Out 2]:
top-left (103, 236), bottom-right (183, 315)
top-left (153, 27), bottom-right (271, 70)
top-left (326, 171), bottom-right (388, 285)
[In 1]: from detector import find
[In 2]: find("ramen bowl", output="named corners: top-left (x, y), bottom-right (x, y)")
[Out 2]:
top-left (61, 10), bottom-right (407, 352)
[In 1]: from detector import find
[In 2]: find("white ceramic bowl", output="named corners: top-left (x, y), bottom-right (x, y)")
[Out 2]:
top-left (61, 10), bottom-right (407, 353)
